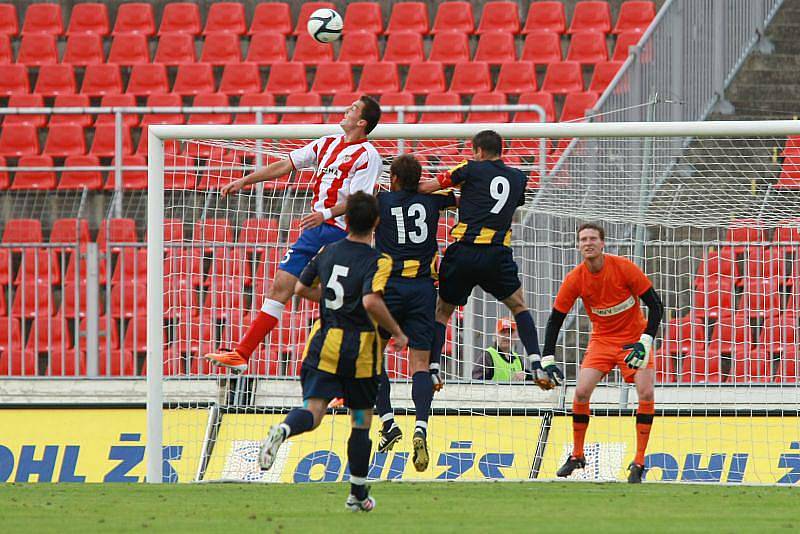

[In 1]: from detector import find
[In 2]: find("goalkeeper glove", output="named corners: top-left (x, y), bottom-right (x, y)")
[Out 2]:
top-left (623, 334), bottom-right (653, 369)
top-left (530, 355), bottom-right (564, 390)
top-left (430, 362), bottom-right (444, 393)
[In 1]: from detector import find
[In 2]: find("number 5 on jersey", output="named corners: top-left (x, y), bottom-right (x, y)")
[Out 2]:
top-left (326, 264), bottom-right (349, 310)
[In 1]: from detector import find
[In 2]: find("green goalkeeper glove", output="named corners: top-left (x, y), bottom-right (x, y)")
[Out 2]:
top-left (623, 334), bottom-right (653, 369)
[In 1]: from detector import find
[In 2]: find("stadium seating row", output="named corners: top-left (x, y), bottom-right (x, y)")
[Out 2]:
top-left (0, 2), bottom-right (655, 38)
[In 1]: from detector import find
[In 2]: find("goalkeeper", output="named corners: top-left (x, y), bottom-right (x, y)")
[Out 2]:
top-left (545, 223), bottom-right (663, 483)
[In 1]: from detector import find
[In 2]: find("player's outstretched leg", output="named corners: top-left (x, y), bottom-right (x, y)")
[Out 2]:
top-left (409, 348), bottom-right (433, 471)
top-left (376, 371), bottom-right (402, 452)
top-left (259, 407), bottom-right (316, 470)
top-left (345, 412), bottom-right (376, 512)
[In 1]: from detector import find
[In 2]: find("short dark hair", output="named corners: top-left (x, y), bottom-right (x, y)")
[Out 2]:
top-left (472, 130), bottom-right (503, 157)
top-left (346, 191), bottom-right (379, 235)
top-left (359, 95), bottom-right (381, 134)
top-left (390, 154), bottom-right (422, 192)
top-left (577, 223), bottom-right (605, 240)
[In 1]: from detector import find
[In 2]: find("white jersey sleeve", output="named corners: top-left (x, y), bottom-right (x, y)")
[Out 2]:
top-left (289, 136), bottom-right (328, 170)
top-left (347, 145), bottom-right (383, 195)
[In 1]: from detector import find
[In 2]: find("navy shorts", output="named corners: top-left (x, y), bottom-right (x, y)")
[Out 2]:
top-left (381, 277), bottom-right (436, 351)
top-left (438, 242), bottom-right (522, 306)
top-left (300, 364), bottom-right (379, 410)
top-left (278, 224), bottom-right (347, 278)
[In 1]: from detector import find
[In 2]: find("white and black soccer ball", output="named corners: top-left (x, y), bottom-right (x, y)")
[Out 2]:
top-left (307, 8), bottom-right (343, 43)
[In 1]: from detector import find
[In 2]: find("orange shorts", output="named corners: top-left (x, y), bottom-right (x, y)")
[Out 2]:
top-left (582, 337), bottom-right (654, 383)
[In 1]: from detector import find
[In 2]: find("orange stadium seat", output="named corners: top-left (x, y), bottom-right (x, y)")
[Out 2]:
top-left (219, 63), bottom-right (262, 95)
top-left (379, 91), bottom-right (416, 124)
top-left (0, 124), bottom-right (39, 157)
top-left (17, 33), bottom-right (57, 65)
top-left (428, 30), bottom-right (470, 64)
top-left (63, 33), bottom-right (104, 66)
top-left (338, 31), bottom-right (380, 64)
top-left (293, 33), bottom-right (334, 65)
top-left (10, 155), bottom-right (55, 190)
top-left (589, 60), bottom-right (623, 92)
top-left (542, 61), bottom-right (584, 93)
top-left (5, 94), bottom-right (46, 127)
top-left (90, 124), bottom-right (133, 157)
top-left (234, 93), bottom-right (277, 125)
top-left (450, 61), bottom-right (492, 95)
top-left (612, 30), bottom-right (642, 61)
top-left (204, 2), bottom-right (247, 35)
top-left (159, 2), bottom-right (201, 35)
top-left (81, 64), bottom-right (123, 96)
top-left (13, 249), bottom-right (60, 285)
top-left (522, 1), bottom-right (566, 34)
top-left (35, 64), bottom-right (75, 96)
top-left (246, 31), bottom-right (288, 64)
top-left (249, 3), bottom-right (291, 35)
top-left (312, 62), bottom-right (354, 95)
top-left (386, 2), bottom-right (429, 34)
top-left (201, 32), bottom-right (242, 65)
top-left (515, 91), bottom-right (556, 123)
top-left (521, 30), bottom-right (562, 65)
top-left (140, 93), bottom-right (184, 126)
top-left (357, 62), bottom-right (400, 95)
top-left (474, 31), bottom-right (516, 64)
top-left (187, 93), bottom-right (231, 125)
top-left (467, 91), bottom-right (508, 123)
top-left (95, 94), bottom-right (139, 127)
top-left (293, 3), bottom-right (335, 35)
top-left (281, 93), bottom-right (323, 124)
top-left (154, 32), bottom-right (196, 65)
top-left (67, 3), bottom-right (109, 36)
top-left (405, 61), bottom-right (446, 95)
top-left (613, 1), bottom-right (656, 34)
top-left (568, 1), bottom-right (612, 34)
top-left (173, 63), bottom-right (216, 95)
top-left (343, 2), bottom-right (384, 34)
top-left (559, 91), bottom-right (599, 122)
top-left (21, 3), bottom-right (62, 35)
top-left (265, 62), bottom-right (307, 94)
top-left (0, 4), bottom-right (18, 35)
top-left (432, 2), bottom-right (474, 34)
top-left (112, 3), bottom-right (155, 36)
top-left (495, 61), bottom-right (537, 94)
top-left (382, 31), bottom-right (424, 64)
top-left (43, 124), bottom-right (86, 157)
top-left (566, 31), bottom-right (609, 64)
top-left (107, 33), bottom-right (150, 65)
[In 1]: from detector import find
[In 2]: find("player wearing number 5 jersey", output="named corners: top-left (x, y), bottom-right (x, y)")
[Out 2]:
top-left (419, 130), bottom-right (563, 390)
top-left (546, 223), bottom-right (664, 483)
top-left (205, 96), bottom-right (383, 373)
top-left (371, 155), bottom-right (457, 471)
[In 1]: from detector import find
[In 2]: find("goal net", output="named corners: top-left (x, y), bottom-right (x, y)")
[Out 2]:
top-left (146, 122), bottom-right (800, 485)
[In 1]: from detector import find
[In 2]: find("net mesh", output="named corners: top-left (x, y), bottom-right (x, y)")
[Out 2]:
top-left (155, 129), bottom-right (800, 484)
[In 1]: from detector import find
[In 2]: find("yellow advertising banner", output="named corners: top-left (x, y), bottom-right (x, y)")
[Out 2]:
top-left (542, 416), bottom-right (800, 484)
top-left (0, 409), bottom-right (207, 483)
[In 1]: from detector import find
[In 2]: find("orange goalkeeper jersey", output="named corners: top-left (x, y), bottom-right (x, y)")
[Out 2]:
top-left (553, 254), bottom-right (652, 341)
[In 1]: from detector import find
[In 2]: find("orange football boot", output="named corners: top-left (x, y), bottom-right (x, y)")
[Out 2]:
top-left (203, 350), bottom-right (248, 373)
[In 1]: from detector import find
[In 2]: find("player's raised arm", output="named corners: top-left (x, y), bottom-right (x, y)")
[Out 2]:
top-left (221, 158), bottom-right (294, 197)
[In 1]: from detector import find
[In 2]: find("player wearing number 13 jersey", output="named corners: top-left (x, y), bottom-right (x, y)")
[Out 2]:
top-left (419, 130), bottom-right (563, 391)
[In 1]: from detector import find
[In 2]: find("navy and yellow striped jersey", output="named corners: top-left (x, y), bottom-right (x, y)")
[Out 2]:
top-left (374, 190), bottom-right (457, 279)
top-left (437, 159), bottom-right (526, 247)
top-left (298, 238), bottom-right (392, 378)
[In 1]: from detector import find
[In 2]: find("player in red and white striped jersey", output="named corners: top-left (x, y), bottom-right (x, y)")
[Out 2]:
top-left (205, 96), bottom-right (383, 373)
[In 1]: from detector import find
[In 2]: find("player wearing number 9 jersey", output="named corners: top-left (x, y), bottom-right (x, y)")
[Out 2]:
top-left (419, 130), bottom-right (564, 390)
top-left (371, 154), bottom-right (457, 471)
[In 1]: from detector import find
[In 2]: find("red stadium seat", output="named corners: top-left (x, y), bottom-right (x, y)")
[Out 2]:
top-left (193, 218), bottom-right (233, 245)
top-left (62, 254), bottom-right (107, 286)
top-left (0, 34), bottom-right (10, 62)
top-left (11, 282), bottom-right (55, 319)
top-left (206, 248), bottom-right (251, 286)
top-left (108, 33), bottom-right (150, 65)
top-left (13, 249), bottom-right (60, 285)
top-left (126, 63), bottom-right (169, 96)
top-left (419, 92), bottom-right (462, 124)
top-left (246, 31), bottom-right (288, 64)
top-left (568, 1), bottom-right (612, 34)
top-left (0, 4), bottom-right (18, 36)
top-left (478, 2), bottom-right (520, 34)
top-left (311, 62), bottom-right (354, 95)
top-left (612, 30), bottom-right (642, 61)
top-left (0, 64), bottom-right (29, 95)
top-left (63, 33), bottom-right (104, 66)
top-left (201, 32), bottom-right (242, 65)
top-left (694, 248), bottom-right (737, 288)
top-left (140, 93), bottom-right (184, 127)
top-left (0, 124), bottom-right (39, 157)
top-left (187, 93), bottom-right (231, 125)
top-left (515, 91), bottom-right (556, 123)
top-left (17, 33), bottom-right (58, 65)
top-left (265, 62), bottom-right (307, 95)
top-left (105, 155), bottom-right (147, 190)
top-left (474, 31), bottom-right (516, 64)
top-left (97, 218), bottom-right (138, 253)
top-left (50, 218), bottom-right (90, 249)
top-left (0, 317), bottom-right (23, 354)
top-left (5, 94), bottom-right (46, 127)
top-left (559, 91), bottom-right (599, 122)
top-left (781, 136), bottom-right (800, 157)
top-left (240, 218), bottom-right (281, 248)
top-left (98, 349), bottom-right (134, 377)
top-left (404, 61), bottom-right (446, 95)
top-left (694, 275), bottom-right (735, 320)
top-left (57, 155), bottom-right (102, 190)
top-left (542, 62), bottom-right (584, 94)
top-left (432, 2), bottom-right (474, 34)
top-left (0, 156), bottom-right (7, 189)
top-left (292, 33), bottom-right (334, 65)
top-left (589, 61), bottom-right (623, 92)
top-left (2, 218), bottom-right (42, 247)
top-left (173, 63), bottom-right (215, 96)
top-left (449, 61), bottom-right (491, 95)
top-left (10, 155), bottom-right (55, 190)
top-left (521, 30), bottom-right (562, 65)
top-left (777, 154), bottom-right (800, 190)
top-left (154, 32), bottom-right (196, 65)
top-left (89, 124), bottom-right (133, 158)
top-left (164, 248), bottom-right (205, 287)
top-left (162, 218), bottom-right (185, 243)
top-left (81, 64), bottom-right (123, 97)
top-left (67, 3), bottom-right (109, 35)
top-left (382, 31), bottom-right (424, 64)
top-left (95, 94), bottom-right (139, 127)
top-left (281, 93), bottom-right (323, 124)
top-left (740, 277), bottom-right (782, 319)
top-left (35, 64), bottom-right (75, 96)
top-left (613, 1), bottom-right (656, 34)
top-left (159, 3), bottom-right (201, 35)
top-left (219, 63), bottom-right (262, 95)
top-left (522, 1), bottom-right (566, 34)
top-left (358, 62), bottom-right (399, 95)
top-left (343, 2), bottom-right (383, 34)
top-left (43, 124), bottom-right (86, 157)
top-left (112, 3), bottom-right (155, 36)
top-left (249, 3), bottom-right (292, 35)
top-left (428, 30), bottom-right (470, 64)
top-left (204, 2), bottom-right (246, 35)
top-left (727, 218), bottom-right (768, 251)
top-left (110, 282), bottom-right (147, 319)
top-left (293, 3), bottom-right (335, 35)
top-left (111, 247), bottom-right (148, 284)
top-left (566, 31), bottom-right (609, 64)
top-left (21, 3), bottom-right (62, 35)
top-left (234, 93), bottom-right (277, 125)
top-left (379, 91), bottom-right (416, 124)
top-left (122, 319), bottom-right (148, 354)
top-left (338, 31), bottom-right (379, 64)
top-left (386, 2), bottom-right (429, 34)
top-left (0, 349), bottom-right (37, 376)
top-left (25, 314), bottom-right (72, 351)
top-left (467, 92), bottom-right (508, 123)
top-left (495, 61), bottom-right (537, 94)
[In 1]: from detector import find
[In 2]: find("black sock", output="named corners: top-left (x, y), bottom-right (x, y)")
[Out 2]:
top-left (514, 311), bottom-right (541, 356)
top-left (348, 428), bottom-right (371, 500)
top-left (376, 371), bottom-right (393, 422)
top-left (430, 322), bottom-right (447, 367)
top-left (283, 408), bottom-right (314, 438)
top-left (411, 371), bottom-right (432, 434)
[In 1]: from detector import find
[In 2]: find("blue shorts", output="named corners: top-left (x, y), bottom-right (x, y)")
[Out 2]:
top-left (438, 242), bottom-right (521, 306)
top-left (381, 276), bottom-right (436, 351)
top-left (278, 224), bottom-right (348, 278)
top-left (300, 365), bottom-right (379, 410)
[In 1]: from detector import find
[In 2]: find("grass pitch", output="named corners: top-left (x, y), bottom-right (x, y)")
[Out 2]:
top-left (0, 482), bottom-right (796, 533)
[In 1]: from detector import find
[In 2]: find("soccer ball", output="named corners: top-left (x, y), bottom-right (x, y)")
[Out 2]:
top-left (307, 8), bottom-right (343, 43)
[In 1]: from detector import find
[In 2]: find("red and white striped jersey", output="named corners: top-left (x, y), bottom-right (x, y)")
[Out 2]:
top-left (289, 134), bottom-right (383, 230)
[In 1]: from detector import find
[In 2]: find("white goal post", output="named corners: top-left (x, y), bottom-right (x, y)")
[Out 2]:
top-left (147, 121), bottom-right (800, 484)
